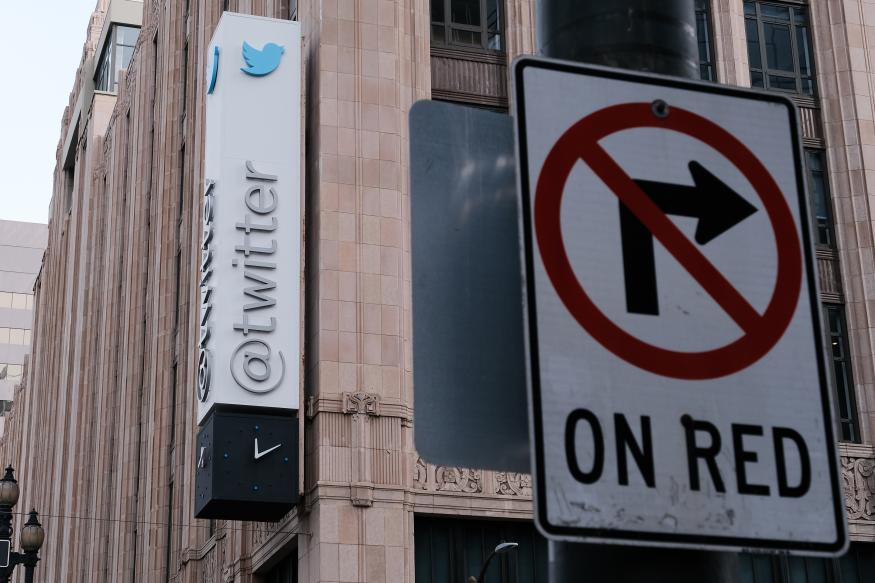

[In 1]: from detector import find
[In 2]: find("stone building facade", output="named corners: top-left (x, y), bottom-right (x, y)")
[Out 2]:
top-left (0, 0), bottom-right (874, 581)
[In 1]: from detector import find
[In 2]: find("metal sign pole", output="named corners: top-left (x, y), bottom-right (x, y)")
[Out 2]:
top-left (536, 1), bottom-right (740, 580)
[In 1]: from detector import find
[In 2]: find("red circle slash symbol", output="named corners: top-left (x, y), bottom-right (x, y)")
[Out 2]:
top-left (535, 103), bottom-right (802, 380)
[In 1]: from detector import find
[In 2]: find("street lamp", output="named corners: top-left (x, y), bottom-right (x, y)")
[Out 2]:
top-left (0, 467), bottom-right (44, 583)
top-left (470, 541), bottom-right (519, 583)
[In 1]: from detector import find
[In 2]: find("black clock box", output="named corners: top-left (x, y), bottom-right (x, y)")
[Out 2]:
top-left (195, 407), bottom-right (299, 521)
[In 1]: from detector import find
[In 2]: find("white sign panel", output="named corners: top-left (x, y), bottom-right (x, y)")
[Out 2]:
top-left (514, 57), bottom-right (846, 554)
top-left (198, 13), bottom-right (301, 423)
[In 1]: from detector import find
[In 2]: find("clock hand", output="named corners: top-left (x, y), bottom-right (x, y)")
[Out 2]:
top-left (254, 438), bottom-right (283, 460)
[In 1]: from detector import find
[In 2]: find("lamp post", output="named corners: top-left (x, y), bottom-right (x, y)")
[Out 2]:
top-left (470, 541), bottom-right (519, 583)
top-left (0, 467), bottom-right (44, 582)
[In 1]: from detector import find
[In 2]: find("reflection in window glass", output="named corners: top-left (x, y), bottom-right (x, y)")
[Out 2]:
top-left (827, 306), bottom-right (860, 443)
top-left (760, 4), bottom-right (790, 21)
top-left (763, 23), bottom-right (793, 71)
top-left (95, 25), bottom-right (140, 92)
top-left (486, 0), bottom-right (501, 50)
top-left (430, 0), bottom-right (503, 51)
top-left (25, 295), bottom-right (33, 310)
top-left (805, 150), bottom-right (835, 247)
top-left (9, 329), bottom-right (22, 345)
top-left (451, 0), bottom-right (480, 26)
top-left (695, 0), bottom-right (716, 81)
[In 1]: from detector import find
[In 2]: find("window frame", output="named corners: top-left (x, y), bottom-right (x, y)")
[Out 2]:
top-left (696, 0), bottom-right (717, 81)
top-left (824, 304), bottom-right (860, 443)
top-left (94, 24), bottom-right (141, 93)
top-left (745, 0), bottom-right (816, 96)
top-left (803, 149), bottom-right (836, 249)
top-left (430, 0), bottom-right (505, 53)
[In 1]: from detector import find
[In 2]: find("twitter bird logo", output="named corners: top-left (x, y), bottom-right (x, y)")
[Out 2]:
top-left (240, 41), bottom-right (284, 77)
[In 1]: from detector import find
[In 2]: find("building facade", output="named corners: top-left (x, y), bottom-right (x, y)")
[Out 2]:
top-left (0, 220), bottom-right (46, 438)
top-left (0, 0), bottom-right (874, 581)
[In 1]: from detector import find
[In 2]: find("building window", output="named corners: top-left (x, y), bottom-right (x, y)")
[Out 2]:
top-left (431, 0), bottom-right (503, 52)
top-left (740, 543), bottom-right (875, 582)
top-left (415, 517), bottom-right (547, 583)
top-left (696, 0), bottom-right (716, 81)
top-left (263, 550), bottom-right (296, 583)
top-left (745, 1), bottom-right (815, 95)
top-left (0, 293), bottom-right (34, 311)
top-left (825, 305), bottom-right (860, 443)
top-left (95, 25), bottom-right (140, 93)
top-left (805, 150), bottom-right (835, 247)
top-left (0, 328), bottom-right (32, 346)
top-left (0, 401), bottom-right (11, 415)
top-left (0, 365), bottom-right (23, 382)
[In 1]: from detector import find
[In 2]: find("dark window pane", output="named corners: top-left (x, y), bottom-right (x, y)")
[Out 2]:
top-left (414, 524), bottom-right (432, 583)
top-left (768, 74), bottom-right (796, 91)
top-left (696, 5), bottom-right (715, 82)
top-left (827, 306), bottom-right (860, 443)
top-left (840, 549), bottom-right (861, 583)
top-left (754, 554), bottom-right (777, 582)
top-left (451, 0), bottom-right (480, 26)
top-left (451, 28), bottom-right (481, 45)
top-left (431, 24), bottom-right (444, 43)
top-left (751, 70), bottom-right (765, 87)
top-left (760, 4), bottom-right (790, 21)
top-left (744, 1), bottom-right (757, 17)
top-left (793, 7), bottom-right (808, 26)
top-left (764, 23), bottom-right (793, 71)
top-left (797, 25), bottom-right (812, 75)
top-left (431, 0), bottom-right (444, 23)
top-left (805, 150), bottom-right (833, 247)
top-left (486, 0), bottom-right (501, 50)
top-left (804, 558), bottom-right (829, 583)
top-left (746, 19), bottom-right (762, 69)
top-left (788, 557), bottom-right (807, 583)
top-left (801, 77), bottom-right (814, 95)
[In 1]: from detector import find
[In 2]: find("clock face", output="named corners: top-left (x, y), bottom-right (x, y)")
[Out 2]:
top-left (195, 409), bottom-right (299, 521)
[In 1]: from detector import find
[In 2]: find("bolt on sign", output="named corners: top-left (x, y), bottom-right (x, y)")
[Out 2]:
top-left (513, 57), bottom-right (846, 554)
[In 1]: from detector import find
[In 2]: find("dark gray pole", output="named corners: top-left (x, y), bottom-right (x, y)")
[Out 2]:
top-left (537, 1), bottom-right (740, 580)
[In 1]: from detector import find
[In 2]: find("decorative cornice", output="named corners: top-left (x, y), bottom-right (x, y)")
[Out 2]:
top-left (841, 444), bottom-right (875, 523)
top-left (305, 394), bottom-right (412, 421)
top-left (343, 391), bottom-right (379, 416)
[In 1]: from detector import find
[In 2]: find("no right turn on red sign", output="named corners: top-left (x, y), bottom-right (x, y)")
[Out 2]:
top-left (514, 57), bottom-right (847, 554)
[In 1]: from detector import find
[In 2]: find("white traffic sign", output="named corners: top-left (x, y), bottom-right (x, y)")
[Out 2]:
top-left (514, 57), bottom-right (846, 554)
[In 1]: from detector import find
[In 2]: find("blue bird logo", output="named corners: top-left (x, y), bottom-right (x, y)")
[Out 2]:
top-left (240, 41), bottom-right (284, 77)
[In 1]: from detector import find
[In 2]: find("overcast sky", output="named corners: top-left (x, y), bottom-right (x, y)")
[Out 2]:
top-left (0, 1), bottom-right (96, 225)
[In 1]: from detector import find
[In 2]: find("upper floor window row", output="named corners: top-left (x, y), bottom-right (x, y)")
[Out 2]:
top-left (0, 364), bottom-right (22, 382)
top-left (0, 292), bottom-right (33, 311)
top-left (0, 328), bottom-right (32, 346)
top-left (95, 24), bottom-right (140, 93)
top-left (745, 1), bottom-right (815, 96)
top-left (431, 0), bottom-right (503, 52)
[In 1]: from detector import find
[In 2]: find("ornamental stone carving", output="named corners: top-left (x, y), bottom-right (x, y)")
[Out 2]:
top-left (414, 457), bottom-right (428, 490)
top-left (435, 466), bottom-right (483, 493)
top-left (842, 455), bottom-right (875, 521)
top-left (495, 472), bottom-right (532, 497)
top-left (343, 391), bottom-right (379, 416)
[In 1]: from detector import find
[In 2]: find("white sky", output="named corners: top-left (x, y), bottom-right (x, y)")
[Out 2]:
top-left (0, 1), bottom-right (97, 224)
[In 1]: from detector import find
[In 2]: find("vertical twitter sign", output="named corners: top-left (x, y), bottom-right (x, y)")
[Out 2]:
top-left (198, 13), bottom-right (302, 423)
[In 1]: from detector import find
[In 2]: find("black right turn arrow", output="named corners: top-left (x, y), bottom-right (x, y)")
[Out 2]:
top-left (620, 161), bottom-right (758, 315)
